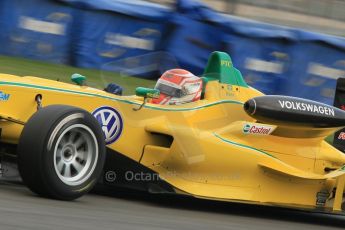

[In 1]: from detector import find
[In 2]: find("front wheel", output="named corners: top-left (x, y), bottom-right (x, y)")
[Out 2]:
top-left (18, 105), bottom-right (106, 200)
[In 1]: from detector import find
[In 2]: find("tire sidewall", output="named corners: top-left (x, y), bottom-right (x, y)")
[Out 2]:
top-left (18, 105), bottom-right (106, 200)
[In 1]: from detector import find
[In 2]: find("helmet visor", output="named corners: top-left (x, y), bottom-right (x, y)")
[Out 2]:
top-left (155, 80), bottom-right (184, 98)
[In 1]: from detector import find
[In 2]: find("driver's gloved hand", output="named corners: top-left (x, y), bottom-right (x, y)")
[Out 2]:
top-left (104, 83), bottom-right (123, 96)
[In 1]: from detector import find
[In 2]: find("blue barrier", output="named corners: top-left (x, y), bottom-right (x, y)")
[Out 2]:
top-left (0, 0), bottom-right (75, 64)
top-left (222, 18), bottom-right (297, 95)
top-left (162, 15), bottom-right (226, 75)
top-left (224, 35), bottom-right (294, 95)
top-left (168, 0), bottom-right (298, 95)
top-left (0, 0), bottom-right (345, 105)
top-left (60, 0), bottom-right (171, 20)
top-left (171, 0), bottom-right (345, 102)
top-left (162, 0), bottom-right (232, 75)
top-left (59, 0), bottom-right (172, 71)
top-left (286, 31), bottom-right (345, 104)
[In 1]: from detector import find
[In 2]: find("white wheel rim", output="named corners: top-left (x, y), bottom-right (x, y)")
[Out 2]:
top-left (53, 124), bottom-right (99, 186)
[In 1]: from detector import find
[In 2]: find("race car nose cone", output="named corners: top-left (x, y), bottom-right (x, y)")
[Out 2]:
top-left (243, 99), bottom-right (256, 115)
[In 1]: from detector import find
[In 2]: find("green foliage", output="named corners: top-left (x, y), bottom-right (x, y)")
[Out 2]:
top-left (0, 55), bottom-right (155, 94)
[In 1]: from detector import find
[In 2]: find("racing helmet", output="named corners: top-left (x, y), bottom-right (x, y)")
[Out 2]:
top-left (151, 69), bottom-right (202, 105)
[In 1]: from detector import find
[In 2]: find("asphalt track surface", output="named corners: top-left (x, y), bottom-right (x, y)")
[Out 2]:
top-left (0, 177), bottom-right (344, 230)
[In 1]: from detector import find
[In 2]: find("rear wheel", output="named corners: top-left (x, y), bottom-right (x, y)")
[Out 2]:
top-left (18, 105), bottom-right (106, 200)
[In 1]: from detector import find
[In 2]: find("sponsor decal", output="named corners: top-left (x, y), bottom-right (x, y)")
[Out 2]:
top-left (338, 132), bottom-right (345, 140)
top-left (221, 60), bottom-right (232, 67)
top-left (245, 57), bottom-right (284, 74)
top-left (0, 91), bottom-right (10, 101)
top-left (307, 62), bottom-right (344, 80)
top-left (104, 32), bottom-right (155, 50)
top-left (278, 100), bottom-right (335, 117)
top-left (92, 106), bottom-right (123, 145)
top-left (243, 123), bottom-right (275, 135)
top-left (19, 16), bottom-right (66, 35)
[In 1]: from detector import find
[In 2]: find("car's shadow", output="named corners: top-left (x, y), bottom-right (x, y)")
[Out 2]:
top-left (92, 186), bottom-right (345, 229)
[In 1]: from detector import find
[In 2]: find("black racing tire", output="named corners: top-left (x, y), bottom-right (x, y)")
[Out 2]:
top-left (17, 105), bottom-right (106, 200)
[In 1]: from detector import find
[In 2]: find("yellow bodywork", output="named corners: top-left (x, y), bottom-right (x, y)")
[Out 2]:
top-left (0, 72), bottom-right (345, 213)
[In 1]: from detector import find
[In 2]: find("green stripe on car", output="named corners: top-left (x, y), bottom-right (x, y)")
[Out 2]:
top-left (213, 132), bottom-right (276, 158)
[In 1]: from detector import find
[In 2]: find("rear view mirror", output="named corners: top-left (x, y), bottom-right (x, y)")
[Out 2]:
top-left (135, 87), bottom-right (160, 99)
top-left (71, 73), bottom-right (86, 86)
top-left (133, 87), bottom-right (160, 111)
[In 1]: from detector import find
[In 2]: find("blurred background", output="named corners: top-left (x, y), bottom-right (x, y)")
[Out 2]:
top-left (153, 0), bottom-right (345, 36)
top-left (0, 0), bottom-right (345, 104)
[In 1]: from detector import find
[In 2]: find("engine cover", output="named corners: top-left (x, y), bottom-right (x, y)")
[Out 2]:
top-left (244, 95), bottom-right (345, 127)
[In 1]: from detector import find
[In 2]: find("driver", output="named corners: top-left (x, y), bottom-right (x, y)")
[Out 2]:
top-left (151, 69), bottom-right (203, 105)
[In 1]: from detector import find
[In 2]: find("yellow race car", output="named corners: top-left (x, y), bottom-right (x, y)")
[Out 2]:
top-left (0, 51), bottom-right (345, 215)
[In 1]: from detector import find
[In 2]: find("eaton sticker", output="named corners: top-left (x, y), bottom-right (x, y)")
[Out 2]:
top-left (0, 91), bottom-right (10, 101)
top-left (243, 123), bottom-right (275, 135)
top-left (92, 106), bottom-right (123, 145)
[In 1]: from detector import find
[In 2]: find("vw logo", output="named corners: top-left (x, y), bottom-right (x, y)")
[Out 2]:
top-left (92, 106), bottom-right (123, 144)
